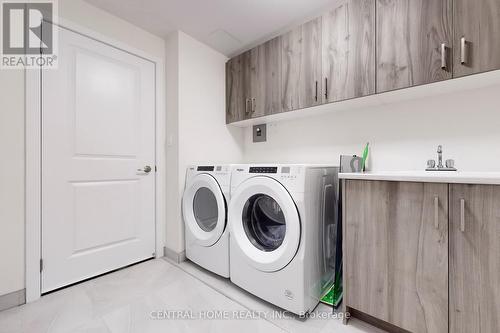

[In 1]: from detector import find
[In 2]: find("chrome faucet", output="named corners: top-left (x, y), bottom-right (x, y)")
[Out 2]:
top-left (426, 145), bottom-right (457, 171)
top-left (437, 145), bottom-right (443, 168)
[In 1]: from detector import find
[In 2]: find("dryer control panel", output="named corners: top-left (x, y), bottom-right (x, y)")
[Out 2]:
top-left (197, 166), bottom-right (215, 171)
top-left (195, 166), bottom-right (229, 172)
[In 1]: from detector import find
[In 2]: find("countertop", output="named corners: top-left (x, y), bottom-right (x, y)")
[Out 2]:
top-left (338, 171), bottom-right (500, 185)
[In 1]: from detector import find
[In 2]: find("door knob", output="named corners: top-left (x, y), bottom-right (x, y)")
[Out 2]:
top-left (138, 165), bottom-right (152, 174)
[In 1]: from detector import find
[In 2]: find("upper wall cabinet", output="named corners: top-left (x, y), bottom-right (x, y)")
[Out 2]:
top-left (376, 0), bottom-right (453, 93)
top-left (226, 51), bottom-right (250, 123)
top-left (253, 37), bottom-right (282, 118)
top-left (454, 0), bottom-right (500, 77)
top-left (226, 0), bottom-right (500, 124)
top-left (226, 37), bottom-right (282, 123)
top-left (322, 0), bottom-right (375, 102)
top-left (282, 18), bottom-right (322, 112)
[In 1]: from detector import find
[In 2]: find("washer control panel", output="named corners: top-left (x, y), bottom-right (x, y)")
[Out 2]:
top-left (249, 167), bottom-right (278, 174)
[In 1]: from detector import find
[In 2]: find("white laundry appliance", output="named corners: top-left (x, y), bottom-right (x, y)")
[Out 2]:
top-left (228, 165), bottom-right (339, 315)
top-left (182, 165), bottom-right (233, 277)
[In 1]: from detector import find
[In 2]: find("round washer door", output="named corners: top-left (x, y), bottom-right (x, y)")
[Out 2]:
top-left (229, 176), bottom-right (301, 272)
top-left (182, 174), bottom-right (226, 247)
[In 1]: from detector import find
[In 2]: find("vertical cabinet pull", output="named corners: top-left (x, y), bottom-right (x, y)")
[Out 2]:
top-left (434, 197), bottom-right (439, 229)
top-left (441, 43), bottom-right (448, 70)
top-left (324, 78), bottom-right (328, 100)
top-left (315, 81), bottom-right (318, 102)
top-left (460, 199), bottom-right (466, 232)
top-left (460, 37), bottom-right (468, 65)
top-left (251, 98), bottom-right (256, 113)
top-left (245, 98), bottom-right (250, 114)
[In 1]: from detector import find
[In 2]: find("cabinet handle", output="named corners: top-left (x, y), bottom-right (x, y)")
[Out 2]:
top-left (441, 43), bottom-right (448, 70)
top-left (324, 78), bottom-right (328, 100)
top-left (315, 81), bottom-right (318, 102)
top-left (460, 199), bottom-right (465, 232)
top-left (434, 197), bottom-right (439, 229)
top-left (460, 37), bottom-right (469, 65)
top-left (251, 98), bottom-right (256, 113)
top-left (245, 98), bottom-right (250, 114)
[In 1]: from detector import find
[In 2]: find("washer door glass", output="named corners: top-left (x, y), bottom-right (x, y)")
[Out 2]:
top-left (228, 176), bottom-right (301, 272)
top-left (242, 194), bottom-right (286, 251)
top-left (182, 173), bottom-right (226, 247)
top-left (193, 187), bottom-right (218, 232)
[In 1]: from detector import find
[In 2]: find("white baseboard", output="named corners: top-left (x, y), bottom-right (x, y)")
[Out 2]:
top-left (163, 246), bottom-right (186, 263)
top-left (0, 289), bottom-right (25, 312)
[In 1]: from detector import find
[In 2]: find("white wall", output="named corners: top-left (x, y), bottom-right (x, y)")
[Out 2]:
top-left (0, 0), bottom-right (165, 297)
top-left (0, 70), bottom-right (25, 296)
top-left (243, 84), bottom-right (500, 172)
top-left (58, 1), bottom-right (165, 58)
top-left (165, 31), bottom-right (244, 254)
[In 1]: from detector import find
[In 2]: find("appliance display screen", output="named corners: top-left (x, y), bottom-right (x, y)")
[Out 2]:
top-left (197, 166), bottom-right (215, 171)
top-left (249, 167), bottom-right (278, 174)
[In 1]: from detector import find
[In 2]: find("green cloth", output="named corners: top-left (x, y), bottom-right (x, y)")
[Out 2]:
top-left (321, 265), bottom-right (343, 307)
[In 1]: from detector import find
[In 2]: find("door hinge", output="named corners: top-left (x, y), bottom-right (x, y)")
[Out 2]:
top-left (40, 259), bottom-right (44, 272)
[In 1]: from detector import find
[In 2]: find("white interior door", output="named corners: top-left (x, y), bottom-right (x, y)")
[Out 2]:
top-left (41, 25), bottom-right (156, 292)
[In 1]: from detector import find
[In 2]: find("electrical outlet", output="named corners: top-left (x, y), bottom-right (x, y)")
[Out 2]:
top-left (253, 124), bottom-right (267, 142)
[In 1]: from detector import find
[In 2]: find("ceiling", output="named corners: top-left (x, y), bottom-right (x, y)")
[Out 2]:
top-left (84, 0), bottom-right (337, 56)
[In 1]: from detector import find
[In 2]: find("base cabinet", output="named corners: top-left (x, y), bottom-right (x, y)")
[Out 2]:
top-left (344, 180), bottom-right (500, 333)
top-left (449, 184), bottom-right (500, 333)
top-left (344, 180), bottom-right (448, 333)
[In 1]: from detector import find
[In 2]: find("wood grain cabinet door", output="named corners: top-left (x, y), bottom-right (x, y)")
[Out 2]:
top-left (252, 37), bottom-right (282, 118)
top-left (450, 184), bottom-right (500, 333)
top-left (344, 180), bottom-right (448, 333)
top-left (226, 52), bottom-right (252, 123)
top-left (454, 0), bottom-right (500, 77)
top-left (226, 55), bottom-right (243, 123)
top-left (281, 17), bottom-right (322, 112)
top-left (322, 0), bottom-right (375, 103)
top-left (376, 0), bottom-right (453, 93)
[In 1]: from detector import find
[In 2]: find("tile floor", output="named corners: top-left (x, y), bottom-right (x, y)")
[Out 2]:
top-left (0, 259), bottom-right (384, 333)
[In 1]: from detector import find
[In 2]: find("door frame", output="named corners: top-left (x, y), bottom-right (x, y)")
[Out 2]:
top-left (25, 18), bottom-right (166, 302)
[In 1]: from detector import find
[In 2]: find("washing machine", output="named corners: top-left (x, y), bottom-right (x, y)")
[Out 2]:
top-left (182, 165), bottom-right (233, 277)
top-left (229, 165), bottom-right (339, 315)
